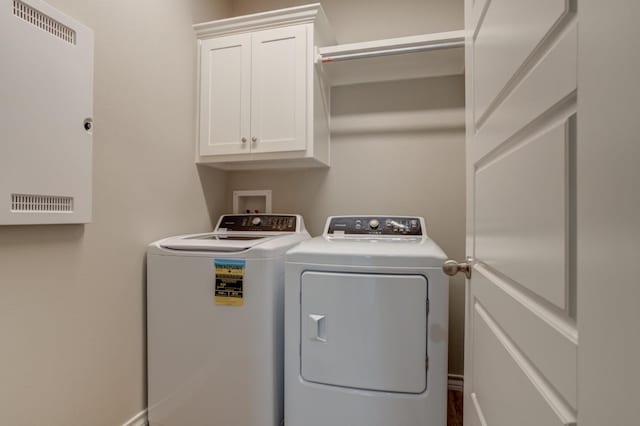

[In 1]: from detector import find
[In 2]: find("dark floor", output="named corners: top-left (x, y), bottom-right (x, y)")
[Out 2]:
top-left (447, 390), bottom-right (463, 426)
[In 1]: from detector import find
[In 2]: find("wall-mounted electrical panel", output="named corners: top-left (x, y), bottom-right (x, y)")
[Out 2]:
top-left (0, 0), bottom-right (94, 225)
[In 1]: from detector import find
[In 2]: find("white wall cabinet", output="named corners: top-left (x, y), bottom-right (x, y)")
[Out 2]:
top-left (195, 4), bottom-right (334, 170)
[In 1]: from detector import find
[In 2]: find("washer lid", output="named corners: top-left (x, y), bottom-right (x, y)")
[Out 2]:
top-left (155, 214), bottom-right (309, 253)
top-left (159, 233), bottom-right (275, 252)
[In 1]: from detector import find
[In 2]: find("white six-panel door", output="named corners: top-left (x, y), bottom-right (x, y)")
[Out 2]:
top-left (464, 1), bottom-right (578, 425)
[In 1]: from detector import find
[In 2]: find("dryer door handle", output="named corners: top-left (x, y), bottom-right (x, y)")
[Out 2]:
top-left (308, 314), bottom-right (327, 343)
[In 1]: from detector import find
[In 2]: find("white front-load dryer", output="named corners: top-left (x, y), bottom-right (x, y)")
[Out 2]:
top-left (147, 214), bottom-right (310, 426)
top-left (285, 216), bottom-right (449, 426)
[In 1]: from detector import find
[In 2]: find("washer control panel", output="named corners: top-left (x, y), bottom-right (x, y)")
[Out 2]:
top-left (326, 216), bottom-right (423, 236)
top-left (217, 214), bottom-right (297, 232)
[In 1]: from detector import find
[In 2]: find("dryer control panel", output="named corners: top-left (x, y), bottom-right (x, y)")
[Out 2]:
top-left (216, 214), bottom-right (298, 232)
top-left (326, 216), bottom-right (424, 236)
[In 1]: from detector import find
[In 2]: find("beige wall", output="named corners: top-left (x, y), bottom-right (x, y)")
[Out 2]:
top-left (231, 0), bottom-right (463, 43)
top-left (0, 2), bottom-right (465, 425)
top-left (227, 0), bottom-right (466, 375)
top-left (0, 1), bottom-right (231, 425)
top-left (227, 75), bottom-right (467, 374)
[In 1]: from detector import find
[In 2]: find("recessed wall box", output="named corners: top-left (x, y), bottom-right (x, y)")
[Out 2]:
top-left (0, 0), bottom-right (94, 225)
top-left (233, 190), bottom-right (272, 214)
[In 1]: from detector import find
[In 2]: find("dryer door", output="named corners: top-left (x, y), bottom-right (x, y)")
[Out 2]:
top-left (300, 271), bottom-right (427, 393)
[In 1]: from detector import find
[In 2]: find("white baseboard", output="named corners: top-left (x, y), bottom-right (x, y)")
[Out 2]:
top-left (448, 374), bottom-right (464, 392)
top-left (133, 376), bottom-right (462, 425)
top-left (122, 409), bottom-right (148, 426)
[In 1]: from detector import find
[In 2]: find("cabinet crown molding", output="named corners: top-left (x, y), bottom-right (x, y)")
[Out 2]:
top-left (193, 3), bottom-right (334, 42)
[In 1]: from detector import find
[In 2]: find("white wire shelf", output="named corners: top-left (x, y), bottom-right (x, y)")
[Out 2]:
top-left (317, 30), bottom-right (465, 86)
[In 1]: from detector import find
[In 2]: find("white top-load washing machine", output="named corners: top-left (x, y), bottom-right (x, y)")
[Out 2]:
top-left (285, 215), bottom-right (449, 426)
top-left (147, 214), bottom-right (310, 426)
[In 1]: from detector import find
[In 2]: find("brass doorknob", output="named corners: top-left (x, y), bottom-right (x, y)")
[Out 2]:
top-left (442, 257), bottom-right (473, 279)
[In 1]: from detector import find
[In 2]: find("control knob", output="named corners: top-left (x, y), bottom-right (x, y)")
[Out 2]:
top-left (368, 219), bottom-right (380, 229)
top-left (252, 217), bottom-right (262, 226)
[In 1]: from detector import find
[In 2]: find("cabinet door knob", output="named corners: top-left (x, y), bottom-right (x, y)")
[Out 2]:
top-left (252, 137), bottom-right (258, 143)
top-left (241, 137), bottom-right (247, 143)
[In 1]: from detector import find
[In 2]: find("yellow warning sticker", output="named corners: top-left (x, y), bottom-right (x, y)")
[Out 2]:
top-left (214, 259), bottom-right (245, 306)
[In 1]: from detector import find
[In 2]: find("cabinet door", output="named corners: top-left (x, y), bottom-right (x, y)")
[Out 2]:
top-left (250, 25), bottom-right (308, 153)
top-left (199, 34), bottom-right (251, 156)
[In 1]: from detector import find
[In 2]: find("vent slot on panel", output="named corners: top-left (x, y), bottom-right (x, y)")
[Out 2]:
top-left (13, 0), bottom-right (76, 45)
top-left (11, 194), bottom-right (74, 213)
